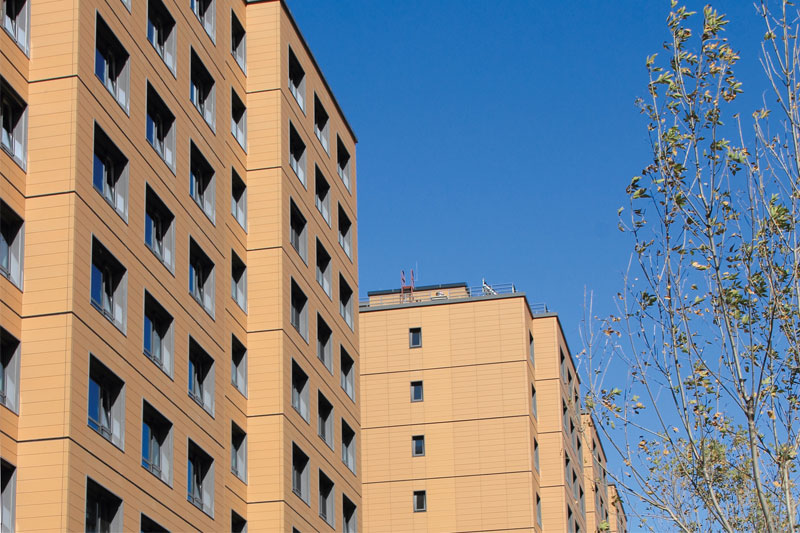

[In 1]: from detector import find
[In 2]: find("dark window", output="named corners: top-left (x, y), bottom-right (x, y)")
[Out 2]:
top-left (342, 495), bottom-right (357, 533)
top-left (0, 199), bottom-right (24, 289)
top-left (187, 439), bottom-right (214, 516)
top-left (189, 238), bottom-right (215, 317)
top-left (292, 444), bottom-right (309, 503)
top-left (339, 276), bottom-right (353, 329)
top-left (231, 422), bottom-right (247, 482)
top-left (231, 511), bottom-right (247, 533)
top-left (337, 137), bottom-right (351, 190)
top-left (90, 238), bottom-right (127, 331)
top-left (315, 167), bottom-right (331, 224)
top-left (231, 251), bottom-right (247, 312)
top-left (92, 123), bottom-right (128, 218)
top-left (141, 514), bottom-right (169, 533)
top-left (231, 170), bottom-right (247, 230)
top-left (318, 392), bottom-right (333, 449)
top-left (318, 470), bottom-right (335, 527)
top-left (412, 435), bottom-right (425, 457)
top-left (291, 360), bottom-right (309, 422)
top-left (314, 95), bottom-right (330, 152)
top-left (316, 240), bottom-right (332, 297)
top-left (0, 327), bottom-right (20, 413)
top-left (147, 0), bottom-right (176, 72)
top-left (413, 490), bottom-right (426, 512)
top-left (143, 291), bottom-right (174, 375)
top-left (190, 0), bottom-right (215, 39)
top-left (145, 185), bottom-right (175, 270)
top-left (410, 381), bottom-right (423, 402)
top-left (141, 400), bottom-right (172, 485)
top-left (340, 347), bottom-right (354, 401)
top-left (231, 334), bottom-right (247, 396)
top-left (338, 204), bottom-right (352, 259)
top-left (188, 337), bottom-right (215, 415)
top-left (2, 0), bottom-right (29, 53)
top-left (231, 90), bottom-right (247, 149)
top-left (88, 355), bottom-right (125, 448)
top-left (95, 15), bottom-right (130, 110)
top-left (146, 84), bottom-right (176, 170)
top-left (288, 47), bottom-right (305, 110)
top-left (231, 11), bottom-right (246, 72)
top-left (317, 314), bottom-right (332, 371)
top-left (290, 200), bottom-right (307, 261)
top-left (290, 279), bottom-right (308, 340)
top-left (190, 50), bottom-right (215, 129)
top-left (341, 420), bottom-right (356, 473)
top-left (409, 327), bottom-right (422, 348)
top-left (190, 143), bottom-right (216, 222)
top-left (289, 123), bottom-right (306, 185)
top-left (1, 78), bottom-right (28, 169)
top-left (85, 478), bottom-right (123, 533)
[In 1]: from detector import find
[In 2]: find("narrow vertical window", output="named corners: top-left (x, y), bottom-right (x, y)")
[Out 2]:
top-left (87, 355), bottom-right (125, 449)
top-left (189, 143), bottom-right (216, 222)
top-left (2, 0), bottom-right (30, 53)
top-left (342, 496), bottom-right (357, 533)
top-left (341, 420), bottom-right (356, 474)
top-left (0, 77), bottom-right (28, 169)
top-left (291, 444), bottom-right (309, 503)
top-left (291, 360), bottom-right (309, 422)
top-left (231, 90), bottom-right (247, 150)
top-left (141, 400), bottom-right (173, 485)
top-left (143, 291), bottom-right (174, 376)
top-left (337, 137), bottom-right (351, 190)
top-left (231, 334), bottom-right (247, 396)
top-left (410, 381), bottom-right (423, 402)
top-left (317, 315), bottom-right (332, 372)
top-left (231, 169), bottom-right (247, 230)
top-left (318, 470), bottom-right (335, 527)
top-left (289, 123), bottom-right (307, 185)
top-left (413, 490), bottom-right (426, 512)
top-left (231, 251), bottom-right (247, 312)
top-left (145, 185), bottom-right (176, 270)
top-left (289, 200), bottom-right (307, 261)
top-left (340, 347), bottom-right (354, 401)
top-left (95, 15), bottom-right (130, 110)
top-left (0, 328), bottom-right (20, 413)
top-left (0, 200), bottom-right (24, 289)
top-left (412, 435), bottom-right (425, 457)
top-left (290, 279), bottom-right (308, 340)
top-left (231, 422), bottom-right (247, 482)
top-left (231, 11), bottom-right (246, 72)
top-left (190, 0), bottom-right (215, 40)
top-left (190, 50), bottom-right (216, 129)
top-left (315, 167), bottom-right (331, 224)
top-left (338, 204), bottom-right (352, 259)
top-left (146, 84), bottom-right (176, 170)
top-left (147, 0), bottom-right (176, 73)
top-left (188, 238), bottom-right (215, 317)
top-left (314, 95), bottom-right (330, 152)
top-left (409, 327), bottom-right (422, 348)
top-left (90, 238), bottom-right (128, 332)
top-left (85, 478), bottom-right (123, 533)
top-left (92, 123), bottom-right (129, 219)
top-left (288, 47), bottom-right (305, 110)
top-left (187, 439), bottom-right (215, 516)
top-left (339, 275), bottom-right (354, 330)
top-left (318, 392), bottom-right (334, 449)
top-left (188, 337), bottom-right (215, 415)
top-left (316, 240), bottom-right (332, 297)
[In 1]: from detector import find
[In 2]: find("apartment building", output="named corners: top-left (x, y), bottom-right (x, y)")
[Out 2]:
top-left (0, 0), bottom-right (360, 531)
top-left (359, 282), bottom-right (626, 532)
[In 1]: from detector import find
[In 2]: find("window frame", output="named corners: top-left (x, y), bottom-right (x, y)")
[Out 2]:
top-left (291, 443), bottom-right (310, 504)
top-left (318, 469), bottom-right (335, 528)
top-left (190, 0), bottom-right (215, 42)
top-left (143, 290), bottom-right (174, 377)
top-left (412, 435), bottom-right (425, 457)
top-left (288, 46), bottom-right (306, 111)
top-left (188, 336), bottom-right (215, 416)
top-left (231, 334), bottom-right (247, 397)
top-left (231, 250), bottom-right (247, 312)
top-left (90, 237), bottom-right (128, 333)
top-left (189, 142), bottom-right (216, 223)
top-left (340, 347), bottom-right (355, 401)
top-left (291, 359), bottom-right (309, 422)
top-left (313, 94), bottom-right (330, 153)
top-left (290, 279), bottom-right (308, 341)
top-left (341, 420), bottom-right (356, 474)
top-left (230, 10), bottom-right (246, 73)
top-left (85, 477), bottom-right (123, 533)
top-left (315, 239), bottom-right (332, 298)
top-left (338, 204), bottom-right (352, 260)
top-left (146, 83), bottom-right (176, 172)
top-left (231, 421), bottom-right (247, 483)
top-left (336, 136), bottom-right (351, 191)
top-left (87, 354), bottom-right (125, 449)
top-left (339, 275), bottom-right (354, 330)
top-left (231, 169), bottom-right (247, 231)
top-left (316, 314), bottom-right (333, 373)
top-left (141, 400), bottom-right (173, 486)
top-left (2, 0), bottom-right (30, 54)
top-left (188, 238), bottom-right (215, 318)
top-left (1, 460), bottom-right (16, 533)
top-left (315, 167), bottom-right (331, 225)
top-left (94, 14), bottom-right (130, 112)
top-left (144, 184), bottom-right (176, 272)
top-left (289, 122), bottom-right (307, 186)
top-left (409, 327), bottom-right (422, 348)
top-left (0, 77), bottom-right (28, 170)
top-left (190, 49), bottom-right (216, 130)
top-left (0, 328), bottom-right (20, 413)
top-left (317, 391), bottom-right (334, 450)
top-left (92, 122), bottom-right (129, 221)
top-left (413, 490), bottom-right (427, 513)
top-left (410, 380), bottom-right (423, 403)
top-left (0, 199), bottom-right (24, 290)
top-left (289, 200), bottom-right (308, 262)
top-left (187, 438), bottom-right (215, 517)
top-left (147, 0), bottom-right (177, 74)
top-left (231, 89), bottom-right (247, 150)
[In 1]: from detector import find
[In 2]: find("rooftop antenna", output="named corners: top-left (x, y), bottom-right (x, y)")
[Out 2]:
top-left (401, 269), bottom-right (415, 303)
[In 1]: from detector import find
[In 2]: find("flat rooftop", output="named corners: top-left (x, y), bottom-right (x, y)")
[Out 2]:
top-left (360, 281), bottom-right (550, 316)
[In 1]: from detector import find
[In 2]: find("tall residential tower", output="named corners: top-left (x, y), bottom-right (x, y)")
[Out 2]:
top-left (0, 1), bottom-right (360, 531)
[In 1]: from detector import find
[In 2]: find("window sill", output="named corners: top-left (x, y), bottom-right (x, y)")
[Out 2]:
top-left (143, 463), bottom-right (172, 488)
top-left (291, 404), bottom-right (309, 424)
top-left (190, 292), bottom-right (215, 320)
top-left (189, 392), bottom-right (214, 418)
top-left (292, 488), bottom-right (310, 506)
top-left (143, 349), bottom-right (172, 379)
top-left (3, 27), bottom-right (30, 56)
top-left (0, 398), bottom-right (18, 415)
top-left (95, 187), bottom-right (128, 223)
top-left (147, 141), bottom-right (176, 175)
top-left (188, 497), bottom-right (214, 518)
top-left (319, 434), bottom-right (334, 452)
top-left (145, 244), bottom-right (175, 276)
top-left (232, 54), bottom-right (247, 76)
top-left (0, 267), bottom-right (22, 292)
top-left (343, 461), bottom-right (356, 476)
top-left (231, 381), bottom-right (247, 398)
top-left (88, 423), bottom-right (124, 452)
top-left (231, 469), bottom-right (247, 484)
top-left (95, 73), bottom-right (130, 116)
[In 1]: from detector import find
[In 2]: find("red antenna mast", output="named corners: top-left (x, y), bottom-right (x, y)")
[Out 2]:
top-left (400, 269), bottom-right (415, 302)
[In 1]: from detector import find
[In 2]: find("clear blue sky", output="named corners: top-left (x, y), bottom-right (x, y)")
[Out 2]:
top-left (286, 0), bottom-right (767, 361)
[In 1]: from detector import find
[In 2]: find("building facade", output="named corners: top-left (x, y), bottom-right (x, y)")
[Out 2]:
top-left (1, 0), bottom-right (360, 531)
top-left (359, 282), bottom-right (626, 532)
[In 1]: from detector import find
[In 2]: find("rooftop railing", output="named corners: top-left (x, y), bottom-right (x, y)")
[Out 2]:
top-left (360, 282), bottom-right (549, 315)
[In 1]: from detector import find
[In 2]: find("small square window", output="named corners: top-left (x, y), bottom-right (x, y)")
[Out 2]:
top-left (231, 422), bottom-right (247, 482)
top-left (88, 355), bottom-right (125, 449)
top-left (291, 443), bottom-right (309, 503)
top-left (413, 490), bottom-right (426, 512)
top-left (188, 337), bottom-right (215, 416)
top-left (316, 240), bottom-right (332, 297)
top-left (289, 200), bottom-right (307, 261)
top-left (189, 238), bottom-right (215, 317)
top-left (412, 435), bottom-right (425, 457)
top-left (143, 291), bottom-right (174, 376)
top-left (146, 83), bottom-right (176, 171)
top-left (231, 251), bottom-right (247, 312)
top-left (187, 439), bottom-right (215, 516)
top-left (231, 89), bottom-right (247, 150)
top-left (147, 0), bottom-right (176, 73)
top-left (190, 142), bottom-right (216, 223)
top-left (190, 0), bottom-right (215, 41)
top-left (410, 381), bottom-right (423, 403)
top-left (190, 50), bottom-right (216, 129)
top-left (340, 347), bottom-right (354, 401)
top-left (86, 478), bottom-right (123, 532)
top-left (231, 11), bottom-right (246, 73)
top-left (314, 95), bottom-right (330, 153)
top-left (409, 327), bottom-right (422, 348)
top-left (0, 327), bottom-right (20, 413)
top-left (288, 47), bottom-right (305, 110)
top-left (92, 123), bottom-right (129, 219)
top-left (91, 237), bottom-right (128, 332)
top-left (145, 185), bottom-right (176, 270)
top-left (231, 334), bottom-right (247, 397)
top-left (2, 0), bottom-right (29, 53)
top-left (291, 359), bottom-right (309, 422)
top-left (317, 314), bottom-right (332, 372)
top-left (289, 123), bottom-right (307, 185)
top-left (290, 279), bottom-right (308, 340)
top-left (142, 400), bottom-right (173, 485)
top-left (0, 199), bottom-right (24, 289)
top-left (338, 205), bottom-right (352, 259)
top-left (231, 511), bottom-right (247, 533)
top-left (315, 167), bottom-right (331, 225)
top-left (342, 495), bottom-right (357, 533)
top-left (341, 420), bottom-right (356, 474)
top-left (318, 470), bottom-right (335, 527)
top-left (141, 514), bottom-right (169, 533)
top-left (337, 137), bottom-right (351, 191)
top-left (339, 275), bottom-right (353, 330)
top-left (1, 77), bottom-right (28, 169)
top-left (231, 170), bottom-right (247, 230)
top-left (318, 392), bottom-right (334, 450)
top-left (95, 15), bottom-right (130, 111)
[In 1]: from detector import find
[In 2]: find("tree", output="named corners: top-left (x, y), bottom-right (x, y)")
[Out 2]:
top-left (582, 2), bottom-right (800, 531)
